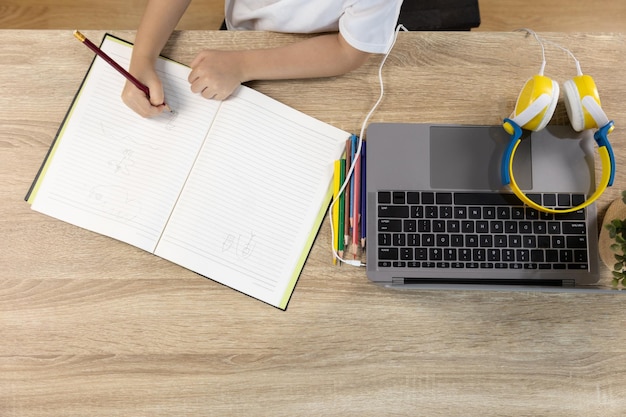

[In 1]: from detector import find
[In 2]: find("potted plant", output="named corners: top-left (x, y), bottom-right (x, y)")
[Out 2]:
top-left (599, 191), bottom-right (626, 287)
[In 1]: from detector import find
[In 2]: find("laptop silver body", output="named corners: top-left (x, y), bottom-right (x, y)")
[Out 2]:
top-left (365, 123), bottom-right (612, 292)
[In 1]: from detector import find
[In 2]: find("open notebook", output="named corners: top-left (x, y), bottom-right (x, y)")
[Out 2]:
top-left (26, 34), bottom-right (349, 309)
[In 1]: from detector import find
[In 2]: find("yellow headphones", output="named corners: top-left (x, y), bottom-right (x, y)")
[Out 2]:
top-left (501, 30), bottom-right (615, 214)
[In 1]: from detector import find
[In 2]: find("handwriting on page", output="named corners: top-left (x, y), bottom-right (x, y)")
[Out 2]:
top-left (222, 231), bottom-right (257, 259)
top-left (88, 184), bottom-right (142, 222)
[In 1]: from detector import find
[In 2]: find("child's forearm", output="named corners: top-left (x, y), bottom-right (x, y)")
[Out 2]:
top-left (132, 0), bottom-right (192, 66)
top-left (238, 33), bottom-right (371, 82)
top-left (188, 32), bottom-right (370, 101)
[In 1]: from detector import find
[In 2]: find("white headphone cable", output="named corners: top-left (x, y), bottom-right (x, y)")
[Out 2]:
top-left (328, 24), bottom-right (408, 267)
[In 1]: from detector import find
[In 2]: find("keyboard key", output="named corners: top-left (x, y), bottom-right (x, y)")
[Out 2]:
top-left (451, 235), bottom-right (464, 247)
top-left (487, 249), bottom-right (500, 261)
top-left (497, 207), bottom-right (510, 219)
top-left (473, 249), bottom-right (486, 261)
top-left (454, 192), bottom-right (519, 205)
top-left (574, 250), bottom-right (588, 263)
top-left (560, 250), bottom-right (573, 263)
top-left (425, 206), bottom-right (438, 218)
top-left (572, 194), bottom-right (585, 206)
top-left (440, 206), bottom-right (453, 219)
top-left (411, 206), bottom-right (424, 218)
top-left (469, 207), bottom-right (482, 219)
top-left (523, 236), bottom-right (536, 248)
top-left (465, 235), bottom-right (479, 247)
top-left (483, 207), bottom-right (496, 219)
top-left (509, 235), bottom-right (522, 247)
top-left (490, 221), bottom-right (504, 233)
top-left (543, 193), bottom-right (557, 207)
top-left (480, 235), bottom-right (493, 247)
top-left (563, 222), bottom-right (586, 234)
top-left (379, 219), bottom-right (402, 232)
top-left (476, 221), bottom-right (489, 233)
top-left (531, 250), bottom-right (544, 262)
top-left (379, 248), bottom-right (398, 260)
top-left (422, 192), bottom-right (434, 204)
top-left (454, 206), bottom-right (467, 219)
top-left (436, 193), bottom-right (453, 204)
top-left (404, 219), bottom-right (417, 232)
top-left (393, 233), bottom-right (405, 246)
top-left (433, 220), bottom-right (446, 232)
top-left (505, 221), bottom-right (517, 233)
top-left (558, 194), bottom-right (571, 206)
top-left (548, 222), bottom-right (561, 234)
top-left (378, 191), bottom-right (391, 204)
top-left (436, 234), bottom-right (450, 246)
top-left (494, 235), bottom-right (507, 247)
top-left (567, 236), bottom-right (587, 248)
top-left (525, 207), bottom-right (540, 220)
top-left (447, 220), bottom-right (460, 233)
top-left (429, 248), bottom-right (443, 260)
top-left (422, 234), bottom-right (435, 246)
top-left (379, 205), bottom-right (409, 218)
top-left (444, 248), bottom-right (457, 261)
top-left (462, 221), bottom-right (474, 233)
top-left (407, 192), bottom-right (420, 204)
top-left (533, 221), bottom-right (547, 234)
top-left (512, 207), bottom-right (525, 219)
top-left (393, 192), bottom-right (406, 204)
top-left (519, 221), bottom-right (532, 234)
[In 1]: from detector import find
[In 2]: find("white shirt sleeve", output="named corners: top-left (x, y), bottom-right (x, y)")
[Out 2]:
top-left (225, 0), bottom-right (404, 54)
top-left (339, 0), bottom-right (404, 54)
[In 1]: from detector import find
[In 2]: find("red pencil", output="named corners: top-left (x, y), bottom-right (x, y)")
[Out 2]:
top-left (73, 30), bottom-right (170, 110)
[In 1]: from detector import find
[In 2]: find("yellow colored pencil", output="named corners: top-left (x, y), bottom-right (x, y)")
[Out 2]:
top-left (332, 159), bottom-right (342, 265)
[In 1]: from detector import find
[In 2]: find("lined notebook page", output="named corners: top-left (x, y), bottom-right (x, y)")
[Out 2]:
top-left (31, 36), bottom-right (221, 252)
top-left (155, 86), bottom-right (348, 308)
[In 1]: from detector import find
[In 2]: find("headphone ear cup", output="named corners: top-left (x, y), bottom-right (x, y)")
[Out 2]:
top-left (563, 74), bottom-right (604, 131)
top-left (511, 75), bottom-right (559, 131)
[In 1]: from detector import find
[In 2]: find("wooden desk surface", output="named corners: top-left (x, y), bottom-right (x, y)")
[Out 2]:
top-left (2, 30), bottom-right (626, 416)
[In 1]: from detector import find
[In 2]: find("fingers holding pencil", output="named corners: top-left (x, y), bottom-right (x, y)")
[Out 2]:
top-left (121, 69), bottom-right (169, 118)
top-left (74, 30), bottom-right (171, 118)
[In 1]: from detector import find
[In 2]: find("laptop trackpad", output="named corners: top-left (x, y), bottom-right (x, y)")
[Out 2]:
top-left (429, 125), bottom-right (532, 191)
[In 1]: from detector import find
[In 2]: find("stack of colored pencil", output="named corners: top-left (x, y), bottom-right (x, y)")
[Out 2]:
top-left (332, 135), bottom-right (366, 265)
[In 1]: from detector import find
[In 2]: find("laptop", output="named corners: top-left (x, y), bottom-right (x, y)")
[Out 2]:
top-left (365, 123), bottom-right (614, 292)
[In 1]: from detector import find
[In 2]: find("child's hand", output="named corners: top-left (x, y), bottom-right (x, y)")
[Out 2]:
top-left (121, 66), bottom-right (168, 118)
top-left (188, 50), bottom-right (246, 101)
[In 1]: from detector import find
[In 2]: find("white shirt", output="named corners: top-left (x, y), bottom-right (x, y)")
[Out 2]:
top-left (224, 0), bottom-right (404, 54)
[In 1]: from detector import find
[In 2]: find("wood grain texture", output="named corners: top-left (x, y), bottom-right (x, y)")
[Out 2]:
top-left (1, 0), bottom-right (625, 32)
top-left (2, 29), bottom-right (626, 417)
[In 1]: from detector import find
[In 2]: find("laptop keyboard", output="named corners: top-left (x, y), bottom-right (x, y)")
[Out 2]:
top-left (376, 191), bottom-right (590, 271)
